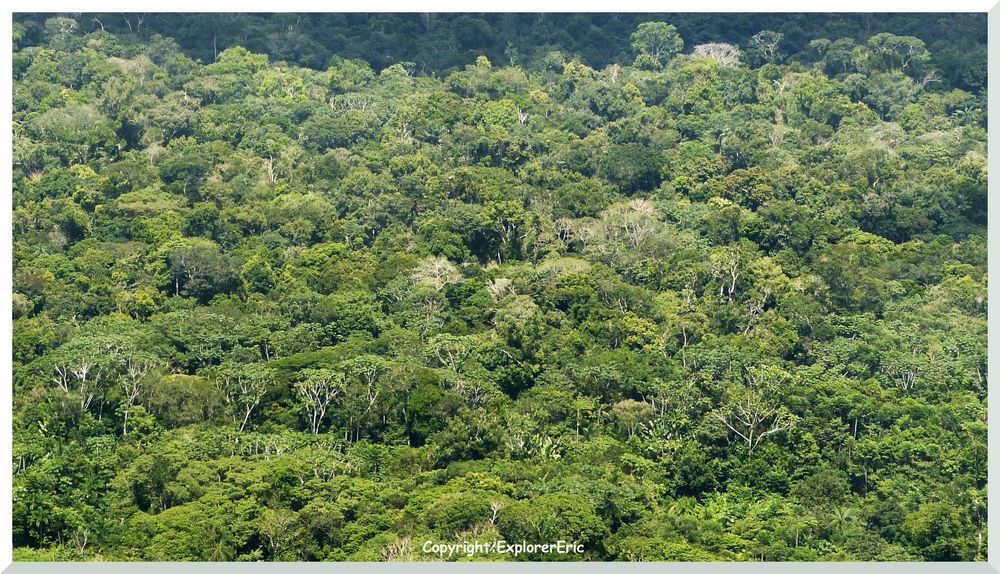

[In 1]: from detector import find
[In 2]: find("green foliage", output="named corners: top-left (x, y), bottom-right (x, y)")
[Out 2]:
top-left (11, 13), bottom-right (987, 563)
top-left (631, 22), bottom-right (684, 70)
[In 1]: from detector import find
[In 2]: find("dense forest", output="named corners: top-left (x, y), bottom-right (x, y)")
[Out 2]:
top-left (11, 13), bottom-right (987, 561)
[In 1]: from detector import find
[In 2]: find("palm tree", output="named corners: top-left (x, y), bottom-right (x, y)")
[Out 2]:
top-left (666, 496), bottom-right (697, 517)
top-left (828, 506), bottom-right (858, 539)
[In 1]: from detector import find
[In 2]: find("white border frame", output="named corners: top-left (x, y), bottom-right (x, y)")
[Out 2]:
top-left (3, 2), bottom-right (998, 572)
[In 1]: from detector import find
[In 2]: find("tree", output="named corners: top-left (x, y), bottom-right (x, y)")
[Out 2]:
top-left (750, 30), bottom-right (784, 65)
top-left (43, 16), bottom-right (80, 49)
top-left (828, 506), bottom-right (859, 540)
top-left (693, 43), bottom-right (741, 67)
top-left (708, 242), bottom-right (748, 299)
top-left (341, 355), bottom-right (389, 441)
top-left (601, 199), bottom-right (661, 249)
top-left (294, 368), bottom-right (345, 434)
top-left (48, 335), bottom-right (124, 415)
top-left (145, 374), bottom-right (223, 428)
top-left (499, 492), bottom-right (606, 558)
top-left (118, 349), bottom-right (162, 436)
top-left (713, 365), bottom-right (794, 457)
top-left (9, 14), bottom-right (989, 562)
top-left (212, 363), bottom-right (272, 433)
top-left (423, 334), bottom-right (477, 372)
top-left (631, 22), bottom-right (684, 70)
top-left (866, 33), bottom-right (930, 77)
top-left (611, 399), bottom-right (653, 438)
top-left (410, 256), bottom-right (462, 292)
top-left (478, 200), bottom-right (533, 261)
top-left (165, 238), bottom-right (240, 301)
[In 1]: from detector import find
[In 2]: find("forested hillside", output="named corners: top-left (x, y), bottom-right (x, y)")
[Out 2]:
top-left (12, 14), bottom-right (987, 561)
